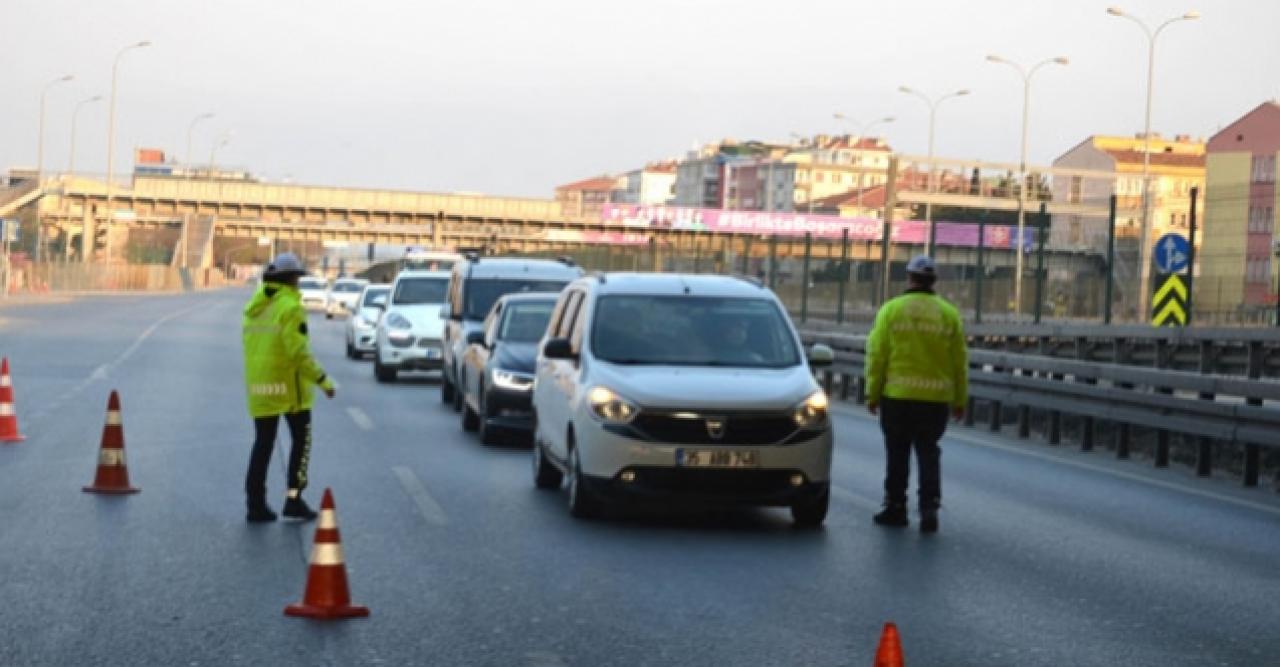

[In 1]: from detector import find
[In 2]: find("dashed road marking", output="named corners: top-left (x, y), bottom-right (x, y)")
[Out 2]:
top-left (391, 465), bottom-right (449, 526)
top-left (346, 406), bottom-right (374, 432)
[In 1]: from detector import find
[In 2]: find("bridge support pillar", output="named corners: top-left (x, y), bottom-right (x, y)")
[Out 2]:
top-left (839, 373), bottom-right (851, 401)
top-left (1196, 439), bottom-right (1213, 477)
top-left (1116, 423), bottom-right (1131, 459)
top-left (988, 401), bottom-right (1002, 433)
top-left (855, 377), bottom-right (866, 405)
top-left (1048, 411), bottom-right (1061, 445)
top-left (1017, 404), bottom-right (1031, 439)
top-left (964, 397), bottom-right (975, 427)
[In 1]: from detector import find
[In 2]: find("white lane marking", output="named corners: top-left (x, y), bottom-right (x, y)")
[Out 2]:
top-left (346, 406), bottom-right (375, 432)
top-left (830, 403), bottom-right (1280, 519)
top-left (391, 465), bottom-right (449, 526)
top-left (29, 301), bottom-right (206, 422)
top-left (831, 484), bottom-right (880, 511)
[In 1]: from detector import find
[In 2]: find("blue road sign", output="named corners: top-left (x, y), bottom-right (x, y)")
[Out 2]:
top-left (1154, 233), bottom-right (1189, 274)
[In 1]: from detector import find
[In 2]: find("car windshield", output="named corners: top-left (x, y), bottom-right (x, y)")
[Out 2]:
top-left (465, 279), bottom-right (567, 320)
top-left (298, 279), bottom-right (324, 291)
top-left (334, 282), bottom-right (364, 293)
top-left (393, 278), bottom-right (448, 305)
top-left (591, 295), bottom-right (800, 368)
top-left (361, 287), bottom-right (390, 306)
top-left (499, 301), bottom-right (556, 343)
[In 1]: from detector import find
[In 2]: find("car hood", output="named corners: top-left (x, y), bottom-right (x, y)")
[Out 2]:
top-left (588, 362), bottom-right (817, 411)
top-left (493, 342), bottom-right (538, 374)
top-left (385, 304), bottom-right (446, 338)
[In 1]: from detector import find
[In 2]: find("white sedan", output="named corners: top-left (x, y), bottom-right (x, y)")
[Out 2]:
top-left (345, 284), bottom-right (391, 359)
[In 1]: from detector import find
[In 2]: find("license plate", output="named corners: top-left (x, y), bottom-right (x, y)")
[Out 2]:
top-left (675, 449), bottom-right (758, 468)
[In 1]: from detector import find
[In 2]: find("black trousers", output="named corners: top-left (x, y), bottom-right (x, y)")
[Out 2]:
top-left (878, 397), bottom-right (949, 509)
top-left (245, 410), bottom-right (312, 507)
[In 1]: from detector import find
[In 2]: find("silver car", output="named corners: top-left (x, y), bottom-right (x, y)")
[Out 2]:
top-left (345, 284), bottom-right (390, 359)
top-left (530, 273), bottom-right (835, 526)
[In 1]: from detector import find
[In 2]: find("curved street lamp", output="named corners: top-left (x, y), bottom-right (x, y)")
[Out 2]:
top-left (898, 86), bottom-right (971, 255)
top-left (986, 54), bottom-right (1069, 317)
top-left (1107, 6), bottom-right (1199, 319)
top-left (37, 74), bottom-right (74, 181)
top-left (186, 112), bottom-right (215, 167)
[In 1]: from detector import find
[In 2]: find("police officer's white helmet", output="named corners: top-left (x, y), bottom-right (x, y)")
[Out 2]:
top-left (263, 252), bottom-right (305, 279)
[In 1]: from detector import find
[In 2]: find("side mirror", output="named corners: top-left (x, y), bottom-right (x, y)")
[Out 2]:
top-left (466, 331), bottom-right (485, 347)
top-left (542, 337), bottom-right (576, 360)
top-left (808, 343), bottom-right (835, 368)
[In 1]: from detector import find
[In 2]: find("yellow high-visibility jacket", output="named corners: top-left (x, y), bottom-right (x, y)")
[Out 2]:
top-left (865, 289), bottom-right (968, 408)
top-left (242, 282), bottom-right (334, 418)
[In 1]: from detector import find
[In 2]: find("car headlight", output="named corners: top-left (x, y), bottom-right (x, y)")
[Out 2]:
top-left (793, 390), bottom-right (829, 429)
top-left (491, 369), bottom-right (534, 392)
top-left (356, 315), bottom-right (377, 328)
top-left (385, 313), bottom-right (412, 330)
top-left (587, 386), bottom-right (638, 424)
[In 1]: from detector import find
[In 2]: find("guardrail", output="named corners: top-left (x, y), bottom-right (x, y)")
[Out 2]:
top-left (801, 330), bottom-right (1280, 489)
top-left (803, 321), bottom-right (1280, 380)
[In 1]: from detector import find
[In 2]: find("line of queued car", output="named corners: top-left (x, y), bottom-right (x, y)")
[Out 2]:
top-left (326, 255), bottom-right (837, 527)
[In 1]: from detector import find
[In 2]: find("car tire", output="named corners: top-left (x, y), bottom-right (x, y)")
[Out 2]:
top-left (451, 369), bottom-right (464, 413)
top-left (532, 438), bottom-right (562, 490)
top-left (461, 397), bottom-right (480, 433)
top-left (326, 312), bottom-right (334, 320)
top-left (478, 393), bottom-right (501, 445)
top-left (346, 341), bottom-right (356, 359)
top-left (790, 489), bottom-right (829, 528)
top-left (567, 444), bottom-right (600, 519)
top-left (374, 356), bottom-right (397, 383)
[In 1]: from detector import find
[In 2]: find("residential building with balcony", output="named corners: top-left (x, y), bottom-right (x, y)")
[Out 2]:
top-left (613, 162), bottom-right (677, 206)
top-left (1200, 101), bottom-right (1280, 318)
top-left (555, 175), bottom-right (621, 220)
top-left (1050, 133), bottom-right (1206, 253)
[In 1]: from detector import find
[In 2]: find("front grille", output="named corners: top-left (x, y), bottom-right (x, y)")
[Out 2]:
top-left (630, 411), bottom-right (798, 445)
top-left (389, 336), bottom-right (415, 349)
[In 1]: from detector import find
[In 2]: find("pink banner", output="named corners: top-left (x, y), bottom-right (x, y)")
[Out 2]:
top-left (601, 204), bottom-right (1020, 249)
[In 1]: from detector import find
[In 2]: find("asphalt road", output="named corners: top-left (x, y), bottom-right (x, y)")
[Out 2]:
top-left (1, 289), bottom-right (1277, 666)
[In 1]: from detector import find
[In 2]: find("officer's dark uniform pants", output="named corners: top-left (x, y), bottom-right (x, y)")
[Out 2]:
top-left (245, 410), bottom-right (312, 508)
top-left (879, 397), bottom-right (949, 509)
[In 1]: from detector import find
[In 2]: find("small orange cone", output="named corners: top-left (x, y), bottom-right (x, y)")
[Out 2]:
top-left (82, 391), bottom-right (139, 494)
top-left (0, 358), bottom-right (25, 442)
top-left (873, 622), bottom-right (905, 667)
top-left (285, 488), bottom-right (370, 619)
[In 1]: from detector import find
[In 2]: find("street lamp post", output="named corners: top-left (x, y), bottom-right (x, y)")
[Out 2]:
top-left (37, 75), bottom-right (74, 182)
top-left (208, 133), bottom-right (232, 174)
top-left (898, 86), bottom-right (970, 256)
top-left (32, 74), bottom-right (74, 266)
top-left (1107, 6), bottom-right (1199, 321)
top-left (100, 40), bottom-right (151, 264)
top-left (186, 112), bottom-right (215, 167)
top-left (67, 95), bottom-right (103, 178)
top-left (986, 54), bottom-right (1069, 317)
top-left (832, 113), bottom-right (896, 213)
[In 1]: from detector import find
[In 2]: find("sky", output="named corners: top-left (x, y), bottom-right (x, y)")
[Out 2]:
top-left (3, 0), bottom-right (1278, 199)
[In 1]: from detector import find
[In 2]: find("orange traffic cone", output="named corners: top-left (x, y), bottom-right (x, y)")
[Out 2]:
top-left (285, 488), bottom-right (370, 619)
top-left (82, 391), bottom-right (139, 494)
top-left (0, 358), bottom-right (24, 442)
top-left (873, 622), bottom-right (905, 667)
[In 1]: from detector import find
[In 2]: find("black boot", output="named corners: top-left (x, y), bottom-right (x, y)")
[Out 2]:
top-left (282, 497), bottom-right (318, 521)
top-left (873, 503), bottom-right (908, 527)
top-left (246, 502), bottom-right (278, 523)
top-left (919, 507), bottom-right (939, 534)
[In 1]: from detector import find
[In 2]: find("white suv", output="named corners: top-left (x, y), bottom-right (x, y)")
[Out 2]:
top-left (326, 277), bottom-right (369, 319)
top-left (531, 273), bottom-right (835, 526)
top-left (373, 270), bottom-right (450, 382)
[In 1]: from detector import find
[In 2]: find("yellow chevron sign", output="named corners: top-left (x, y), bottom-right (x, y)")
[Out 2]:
top-left (1151, 274), bottom-right (1188, 327)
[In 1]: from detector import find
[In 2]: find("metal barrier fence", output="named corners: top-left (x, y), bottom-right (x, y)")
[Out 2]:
top-left (801, 331), bottom-right (1280, 489)
top-left (3, 262), bottom-right (227, 293)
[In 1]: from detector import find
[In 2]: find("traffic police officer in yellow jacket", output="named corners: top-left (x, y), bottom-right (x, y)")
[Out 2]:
top-left (242, 252), bottom-right (336, 522)
top-left (864, 255), bottom-right (968, 533)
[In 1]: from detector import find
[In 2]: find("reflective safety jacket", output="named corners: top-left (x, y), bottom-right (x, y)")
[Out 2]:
top-left (865, 289), bottom-right (968, 408)
top-left (242, 282), bottom-right (334, 417)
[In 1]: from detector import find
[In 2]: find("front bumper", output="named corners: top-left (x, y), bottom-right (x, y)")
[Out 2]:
top-left (483, 388), bottom-right (535, 432)
top-left (573, 417), bottom-right (833, 507)
top-left (350, 325), bottom-right (377, 352)
top-left (379, 335), bottom-right (445, 370)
